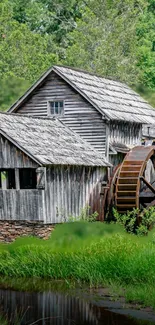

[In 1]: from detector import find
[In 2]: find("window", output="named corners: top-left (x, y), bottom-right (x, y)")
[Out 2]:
top-left (0, 169), bottom-right (15, 189)
top-left (0, 168), bottom-right (44, 190)
top-left (19, 169), bottom-right (37, 189)
top-left (49, 101), bottom-right (64, 115)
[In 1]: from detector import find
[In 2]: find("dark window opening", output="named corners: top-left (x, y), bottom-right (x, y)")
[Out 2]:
top-left (49, 101), bottom-right (64, 115)
top-left (0, 168), bottom-right (42, 190)
top-left (19, 169), bottom-right (37, 189)
top-left (8, 170), bottom-right (15, 189)
top-left (0, 169), bottom-right (15, 189)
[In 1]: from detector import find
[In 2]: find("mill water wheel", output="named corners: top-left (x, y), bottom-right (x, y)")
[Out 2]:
top-left (114, 146), bottom-right (155, 213)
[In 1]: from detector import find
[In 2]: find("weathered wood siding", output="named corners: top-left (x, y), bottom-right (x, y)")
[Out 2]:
top-left (0, 165), bottom-right (106, 223)
top-left (109, 152), bottom-right (126, 169)
top-left (142, 124), bottom-right (155, 139)
top-left (0, 189), bottom-right (45, 221)
top-left (45, 165), bottom-right (107, 223)
top-left (15, 72), bottom-right (107, 155)
top-left (109, 121), bottom-right (142, 145)
top-left (0, 134), bottom-right (38, 168)
top-left (108, 121), bottom-right (142, 167)
top-left (0, 134), bottom-right (106, 223)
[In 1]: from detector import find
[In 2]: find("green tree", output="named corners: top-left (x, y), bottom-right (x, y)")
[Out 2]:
top-left (0, 0), bottom-right (155, 111)
top-left (0, 0), bottom-right (58, 110)
top-left (0, 77), bottom-right (30, 111)
top-left (10, 0), bottom-right (84, 44)
top-left (0, 0), bottom-right (58, 81)
top-left (136, 0), bottom-right (155, 88)
top-left (64, 1), bottom-right (146, 85)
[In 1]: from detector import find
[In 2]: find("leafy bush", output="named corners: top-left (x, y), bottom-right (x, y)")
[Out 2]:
top-left (113, 207), bottom-right (155, 235)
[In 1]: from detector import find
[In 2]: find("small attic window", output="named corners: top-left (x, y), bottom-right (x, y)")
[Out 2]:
top-left (48, 101), bottom-right (64, 115)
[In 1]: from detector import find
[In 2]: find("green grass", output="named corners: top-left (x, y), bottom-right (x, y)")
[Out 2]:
top-left (1, 221), bottom-right (155, 308)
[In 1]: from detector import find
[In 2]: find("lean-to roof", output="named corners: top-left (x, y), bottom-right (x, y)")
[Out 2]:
top-left (0, 113), bottom-right (110, 167)
top-left (110, 142), bottom-right (131, 154)
top-left (8, 65), bottom-right (155, 124)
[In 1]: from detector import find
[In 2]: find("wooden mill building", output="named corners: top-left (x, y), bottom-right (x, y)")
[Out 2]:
top-left (8, 65), bottom-right (155, 166)
top-left (0, 113), bottom-right (109, 223)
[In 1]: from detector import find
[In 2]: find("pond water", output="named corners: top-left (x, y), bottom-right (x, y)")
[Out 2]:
top-left (0, 280), bottom-right (154, 325)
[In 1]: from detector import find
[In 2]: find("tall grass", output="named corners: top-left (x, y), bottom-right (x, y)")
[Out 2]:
top-left (0, 222), bottom-right (154, 283)
top-left (1, 221), bottom-right (155, 306)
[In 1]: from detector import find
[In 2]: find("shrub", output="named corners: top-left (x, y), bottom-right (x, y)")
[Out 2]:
top-left (113, 206), bottom-right (155, 235)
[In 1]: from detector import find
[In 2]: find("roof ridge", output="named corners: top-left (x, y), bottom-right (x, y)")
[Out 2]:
top-left (53, 64), bottom-right (129, 87)
top-left (0, 111), bottom-right (57, 121)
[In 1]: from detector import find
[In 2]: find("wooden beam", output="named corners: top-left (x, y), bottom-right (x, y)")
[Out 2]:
top-left (105, 122), bottom-right (110, 159)
top-left (140, 176), bottom-right (155, 194)
top-left (15, 168), bottom-right (20, 190)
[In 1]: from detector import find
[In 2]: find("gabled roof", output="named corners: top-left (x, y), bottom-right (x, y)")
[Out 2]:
top-left (0, 113), bottom-right (110, 167)
top-left (8, 65), bottom-right (155, 124)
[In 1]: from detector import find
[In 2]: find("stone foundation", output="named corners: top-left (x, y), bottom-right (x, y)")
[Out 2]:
top-left (0, 220), bottom-right (55, 242)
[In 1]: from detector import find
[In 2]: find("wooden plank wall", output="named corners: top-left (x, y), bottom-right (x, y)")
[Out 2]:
top-left (0, 189), bottom-right (45, 221)
top-left (109, 152), bottom-right (125, 169)
top-left (142, 124), bottom-right (155, 139)
top-left (0, 135), bottom-right (38, 168)
top-left (109, 121), bottom-right (142, 145)
top-left (108, 122), bottom-right (142, 168)
top-left (16, 72), bottom-right (107, 155)
top-left (45, 165), bottom-right (106, 223)
top-left (0, 165), bottom-right (106, 223)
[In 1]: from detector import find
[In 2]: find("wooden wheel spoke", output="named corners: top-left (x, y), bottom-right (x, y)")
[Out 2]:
top-left (114, 146), bottom-right (155, 213)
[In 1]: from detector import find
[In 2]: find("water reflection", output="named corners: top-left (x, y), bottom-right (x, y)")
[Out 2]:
top-left (0, 289), bottom-right (96, 324)
top-left (0, 287), bottom-right (153, 325)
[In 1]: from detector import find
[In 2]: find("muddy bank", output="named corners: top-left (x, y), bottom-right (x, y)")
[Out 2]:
top-left (86, 288), bottom-right (155, 323)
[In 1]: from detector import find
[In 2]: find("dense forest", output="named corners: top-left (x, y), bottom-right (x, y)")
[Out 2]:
top-left (0, 0), bottom-right (155, 111)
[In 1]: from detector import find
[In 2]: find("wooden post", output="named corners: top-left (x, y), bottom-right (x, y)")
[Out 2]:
top-left (15, 168), bottom-right (20, 190)
top-left (105, 122), bottom-right (110, 159)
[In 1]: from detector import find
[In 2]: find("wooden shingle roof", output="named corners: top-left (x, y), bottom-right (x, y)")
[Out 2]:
top-left (0, 113), bottom-right (110, 167)
top-left (53, 66), bottom-right (155, 124)
top-left (8, 65), bottom-right (155, 124)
